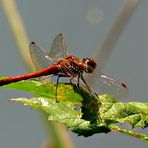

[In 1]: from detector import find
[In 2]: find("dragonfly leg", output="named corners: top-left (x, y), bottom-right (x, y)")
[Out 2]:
top-left (80, 74), bottom-right (91, 92)
top-left (76, 74), bottom-right (88, 98)
top-left (80, 74), bottom-right (99, 98)
top-left (76, 74), bottom-right (83, 94)
top-left (80, 74), bottom-right (100, 100)
top-left (69, 77), bottom-right (74, 84)
top-left (77, 74), bottom-right (81, 90)
top-left (55, 75), bottom-right (60, 102)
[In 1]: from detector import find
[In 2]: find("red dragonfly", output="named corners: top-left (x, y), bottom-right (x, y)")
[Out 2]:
top-left (0, 33), bottom-right (128, 99)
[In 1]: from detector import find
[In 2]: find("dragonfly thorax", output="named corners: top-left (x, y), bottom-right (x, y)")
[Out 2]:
top-left (82, 58), bottom-right (97, 73)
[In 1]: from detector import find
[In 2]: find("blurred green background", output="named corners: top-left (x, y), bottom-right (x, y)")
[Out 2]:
top-left (0, 0), bottom-right (148, 147)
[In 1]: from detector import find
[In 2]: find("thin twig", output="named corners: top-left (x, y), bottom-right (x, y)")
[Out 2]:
top-left (2, 0), bottom-right (34, 70)
top-left (97, 0), bottom-right (139, 70)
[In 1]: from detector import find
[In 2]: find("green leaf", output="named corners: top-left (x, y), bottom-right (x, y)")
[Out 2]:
top-left (0, 78), bottom-right (82, 104)
top-left (10, 96), bottom-right (111, 137)
top-left (1, 77), bottom-right (148, 141)
top-left (10, 93), bottom-right (148, 140)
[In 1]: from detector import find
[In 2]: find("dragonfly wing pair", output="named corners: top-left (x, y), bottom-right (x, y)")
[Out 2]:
top-left (29, 33), bottom-right (128, 99)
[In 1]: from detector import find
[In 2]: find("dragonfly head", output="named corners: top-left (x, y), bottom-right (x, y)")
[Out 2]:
top-left (82, 58), bottom-right (97, 73)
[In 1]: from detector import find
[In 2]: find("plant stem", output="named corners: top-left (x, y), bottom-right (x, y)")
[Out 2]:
top-left (2, 0), bottom-right (74, 147)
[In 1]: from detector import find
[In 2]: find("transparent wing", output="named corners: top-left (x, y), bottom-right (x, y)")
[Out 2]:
top-left (83, 73), bottom-right (128, 99)
top-left (49, 33), bottom-right (69, 61)
top-left (29, 42), bottom-right (54, 70)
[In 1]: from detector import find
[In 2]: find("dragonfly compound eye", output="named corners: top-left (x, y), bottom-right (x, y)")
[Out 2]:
top-left (83, 58), bottom-right (97, 73)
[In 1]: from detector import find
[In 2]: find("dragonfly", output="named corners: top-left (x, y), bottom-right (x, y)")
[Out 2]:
top-left (0, 33), bottom-right (128, 100)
